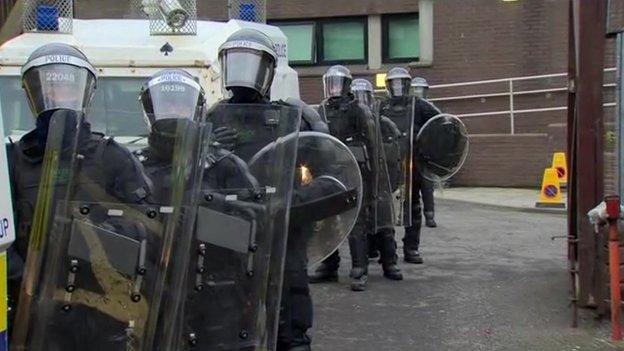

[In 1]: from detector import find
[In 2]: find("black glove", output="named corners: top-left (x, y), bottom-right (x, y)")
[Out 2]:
top-left (213, 126), bottom-right (239, 151)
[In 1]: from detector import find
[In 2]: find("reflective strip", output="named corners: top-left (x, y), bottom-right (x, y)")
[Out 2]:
top-left (386, 73), bottom-right (411, 81)
top-left (107, 209), bottom-right (124, 217)
top-left (351, 82), bottom-right (373, 92)
top-left (410, 79), bottom-right (429, 88)
top-left (160, 206), bottom-right (174, 214)
top-left (147, 74), bottom-right (201, 91)
top-left (219, 40), bottom-right (277, 61)
top-left (323, 71), bottom-right (351, 79)
top-left (21, 55), bottom-right (96, 77)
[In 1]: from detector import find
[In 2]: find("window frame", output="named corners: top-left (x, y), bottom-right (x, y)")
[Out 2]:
top-left (271, 16), bottom-right (368, 67)
top-left (317, 16), bottom-right (368, 66)
top-left (382, 12), bottom-right (420, 64)
top-left (272, 20), bottom-right (317, 65)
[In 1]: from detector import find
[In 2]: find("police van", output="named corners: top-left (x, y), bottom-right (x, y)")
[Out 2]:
top-left (0, 16), bottom-right (300, 148)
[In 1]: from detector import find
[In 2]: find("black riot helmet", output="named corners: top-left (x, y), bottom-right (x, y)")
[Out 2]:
top-left (323, 65), bottom-right (352, 99)
top-left (218, 28), bottom-right (278, 99)
top-left (411, 77), bottom-right (429, 99)
top-left (21, 43), bottom-right (97, 118)
top-left (385, 67), bottom-right (411, 98)
top-left (350, 78), bottom-right (375, 109)
top-left (140, 69), bottom-right (205, 135)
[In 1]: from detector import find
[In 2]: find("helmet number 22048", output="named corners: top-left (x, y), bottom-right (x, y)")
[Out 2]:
top-left (45, 72), bottom-right (76, 82)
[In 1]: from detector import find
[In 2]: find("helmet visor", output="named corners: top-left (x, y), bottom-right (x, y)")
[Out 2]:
top-left (220, 48), bottom-right (275, 96)
top-left (353, 90), bottom-right (374, 109)
top-left (22, 64), bottom-right (96, 116)
top-left (323, 75), bottom-right (351, 99)
top-left (411, 86), bottom-right (428, 99)
top-left (142, 73), bottom-right (203, 129)
top-left (388, 78), bottom-right (410, 98)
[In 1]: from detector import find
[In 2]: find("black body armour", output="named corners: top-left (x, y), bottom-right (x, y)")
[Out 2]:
top-left (9, 124), bottom-right (150, 268)
top-left (319, 95), bottom-right (377, 202)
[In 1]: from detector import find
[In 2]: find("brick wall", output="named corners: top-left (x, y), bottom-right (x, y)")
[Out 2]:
top-left (282, 0), bottom-right (570, 103)
top-left (452, 134), bottom-right (550, 188)
top-left (268, 0), bottom-right (419, 20)
top-left (416, 0), bottom-right (568, 84)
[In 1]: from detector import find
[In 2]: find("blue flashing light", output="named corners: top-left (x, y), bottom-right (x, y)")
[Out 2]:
top-left (239, 3), bottom-right (257, 22)
top-left (36, 5), bottom-right (59, 31)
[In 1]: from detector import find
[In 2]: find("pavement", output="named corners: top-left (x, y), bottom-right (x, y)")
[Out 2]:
top-left (309, 201), bottom-right (622, 351)
top-left (434, 187), bottom-right (567, 215)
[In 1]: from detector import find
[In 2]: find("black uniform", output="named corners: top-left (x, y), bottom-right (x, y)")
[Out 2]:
top-left (317, 94), bottom-right (378, 282)
top-left (202, 96), bottom-right (335, 350)
top-left (421, 179), bottom-right (435, 220)
top-left (8, 121), bottom-right (151, 346)
top-left (380, 96), bottom-right (440, 255)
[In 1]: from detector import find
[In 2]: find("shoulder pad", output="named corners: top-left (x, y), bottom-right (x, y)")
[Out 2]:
top-left (381, 116), bottom-right (401, 136)
top-left (281, 98), bottom-right (329, 133)
top-left (416, 97), bottom-right (442, 115)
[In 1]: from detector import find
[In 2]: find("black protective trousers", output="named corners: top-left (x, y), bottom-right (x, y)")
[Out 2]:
top-left (315, 205), bottom-right (371, 272)
top-left (278, 266), bottom-right (313, 350)
top-left (421, 178), bottom-right (435, 215)
top-left (403, 170), bottom-right (424, 251)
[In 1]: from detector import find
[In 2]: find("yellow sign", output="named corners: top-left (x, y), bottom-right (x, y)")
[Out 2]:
top-left (551, 152), bottom-right (568, 188)
top-left (375, 73), bottom-right (387, 88)
top-left (535, 168), bottom-right (565, 208)
top-left (0, 251), bottom-right (7, 350)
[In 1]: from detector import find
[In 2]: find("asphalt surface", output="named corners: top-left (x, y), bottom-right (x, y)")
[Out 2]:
top-left (308, 201), bottom-right (624, 351)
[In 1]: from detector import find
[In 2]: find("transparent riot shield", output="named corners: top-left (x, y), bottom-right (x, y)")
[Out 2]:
top-left (250, 131), bottom-right (363, 265)
top-left (172, 103), bottom-right (301, 351)
top-left (380, 98), bottom-right (414, 226)
top-left (415, 113), bottom-right (469, 182)
top-left (11, 110), bottom-right (205, 351)
top-left (373, 108), bottom-right (398, 233)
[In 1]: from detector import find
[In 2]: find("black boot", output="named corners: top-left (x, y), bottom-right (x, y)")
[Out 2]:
top-left (403, 213), bottom-right (423, 264)
top-left (424, 211), bottom-right (437, 228)
top-left (349, 267), bottom-right (368, 291)
top-left (277, 331), bottom-right (312, 351)
top-left (378, 228), bottom-right (403, 280)
top-left (308, 251), bottom-right (339, 283)
top-left (404, 249), bottom-right (423, 264)
top-left (348, 231), bottom-right (368, 292)
top-left (286, 345), bottom-right (312, 351)
top-left (383, 264), bottom-right (403, 280)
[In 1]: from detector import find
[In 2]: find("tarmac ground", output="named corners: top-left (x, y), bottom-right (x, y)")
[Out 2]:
top-left (309, 199), bottom-right (622, 351)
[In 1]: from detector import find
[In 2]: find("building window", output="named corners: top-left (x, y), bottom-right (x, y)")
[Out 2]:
top-left (272, 17), bottom-right (367, 66)
top-left (278, 23), bottom-right (316, 64)
top-left (320, 18), bottom-right (367, 64)
top-left (382, 13), bottom-right (420, 63)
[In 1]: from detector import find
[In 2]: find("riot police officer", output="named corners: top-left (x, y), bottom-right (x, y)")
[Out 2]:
top-left (380, 67), bottom-right (440, 265)
top-left (211, 29), bottom-right (356, 351)
top-left (8, 43), bottom-right (151, 349)
top-left (134, 68), bottom-right (209, 203)
top-left (411, 77), bottom-right (437, 228)
top-left (350, 78), bottom-right (402, 281)
top-left (309, 66), bottom-right (379, 291)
